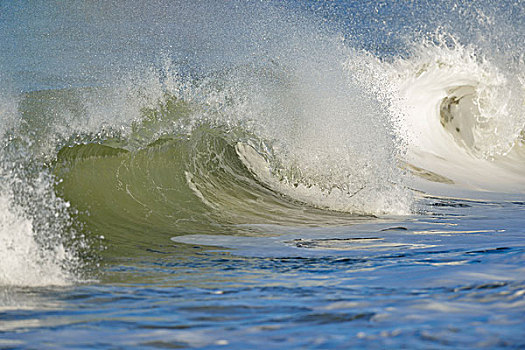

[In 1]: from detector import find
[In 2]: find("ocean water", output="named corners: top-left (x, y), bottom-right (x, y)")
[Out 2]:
top-left (1, 0), bottom-right (524, 348)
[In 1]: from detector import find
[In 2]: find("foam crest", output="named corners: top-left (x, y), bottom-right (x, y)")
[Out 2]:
top-left (0, 91), bottom-right (83, 287)
top-left (0, 187), bottom-right (72, 287)
top-left (380, 35), bottom-right (525, 192)
top-left (392, 36), bottom-right (523, 158)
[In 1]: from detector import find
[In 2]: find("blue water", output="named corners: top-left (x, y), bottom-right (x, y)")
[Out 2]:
top-left (2, 199), bottom-right (524, 349)
top-left (1, 1), bottom-right (524, 349)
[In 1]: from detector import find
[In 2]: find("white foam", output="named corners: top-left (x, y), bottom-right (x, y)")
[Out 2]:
top-left (0, 189), bottom-right (72, 287)
top-left (353, 34), bottom-right (525, 194)
top-left (0, 90), bottom-right (78, 287)
top-left (236, 142), bottom-right (411, 215)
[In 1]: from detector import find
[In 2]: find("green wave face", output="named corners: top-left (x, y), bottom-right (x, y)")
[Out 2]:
top-left (53, 104), bottom-right (366, 255)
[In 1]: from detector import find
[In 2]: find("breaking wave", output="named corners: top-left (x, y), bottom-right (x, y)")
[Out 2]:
top-left (1, 0), bottom-right (523, 286)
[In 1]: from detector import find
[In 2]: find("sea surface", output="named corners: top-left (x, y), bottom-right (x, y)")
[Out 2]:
top-left (1, 1), bottom-right (524, 349)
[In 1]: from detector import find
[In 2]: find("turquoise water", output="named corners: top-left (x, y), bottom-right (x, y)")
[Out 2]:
top-left (1, 1), bottom-right (524, 349)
